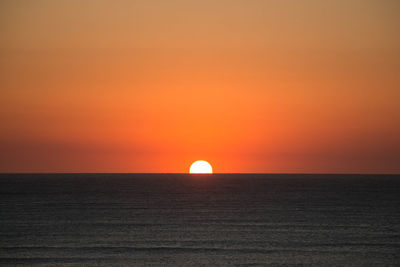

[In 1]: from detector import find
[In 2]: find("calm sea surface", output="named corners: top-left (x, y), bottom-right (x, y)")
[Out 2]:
top-left (0, 173), bottom-right (399, 266)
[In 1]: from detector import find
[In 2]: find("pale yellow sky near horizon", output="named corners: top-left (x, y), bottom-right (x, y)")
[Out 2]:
top-left (1, 0), bottom-right (399, 173)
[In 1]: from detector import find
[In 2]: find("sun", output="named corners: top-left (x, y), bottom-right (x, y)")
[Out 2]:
top-left (189, 160), bottom-right (213, 174)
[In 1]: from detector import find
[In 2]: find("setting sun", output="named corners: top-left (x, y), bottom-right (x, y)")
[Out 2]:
top-left (189, 160), bottom-right (213, 174)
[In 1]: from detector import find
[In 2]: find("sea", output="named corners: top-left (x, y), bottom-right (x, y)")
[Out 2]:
top-left (0, 173), bottom-right (399, 266)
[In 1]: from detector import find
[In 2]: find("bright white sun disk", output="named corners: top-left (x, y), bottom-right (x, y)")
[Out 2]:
top-left (189, 160), bottom-right (213, 174)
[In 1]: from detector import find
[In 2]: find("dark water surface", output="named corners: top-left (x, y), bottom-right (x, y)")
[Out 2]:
top-left (0, 173), bottom-right (399, 266)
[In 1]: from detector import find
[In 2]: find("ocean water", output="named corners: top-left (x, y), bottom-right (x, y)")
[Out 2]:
top-left (0, 173), bottom-right (399, 266)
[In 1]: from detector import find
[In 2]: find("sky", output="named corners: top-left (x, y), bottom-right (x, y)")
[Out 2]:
top-left (1, 0), bottom-right (399, 173)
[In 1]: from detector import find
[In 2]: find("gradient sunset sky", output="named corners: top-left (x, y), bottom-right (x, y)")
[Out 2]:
top-left (1, 0), bottom-right (399, 173)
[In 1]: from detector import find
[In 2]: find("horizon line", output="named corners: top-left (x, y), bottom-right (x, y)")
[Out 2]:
top-left (0, 172), bottom-right (399, 175)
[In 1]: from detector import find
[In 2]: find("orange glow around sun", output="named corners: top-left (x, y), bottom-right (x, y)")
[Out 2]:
top-left (0, 1), bottom-right (399, 174)
top-left (190, 160), bottom-right (213, 174)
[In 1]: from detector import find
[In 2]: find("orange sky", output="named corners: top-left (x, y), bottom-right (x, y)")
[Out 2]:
top-left (1, 0), bottom-right (399, 173)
